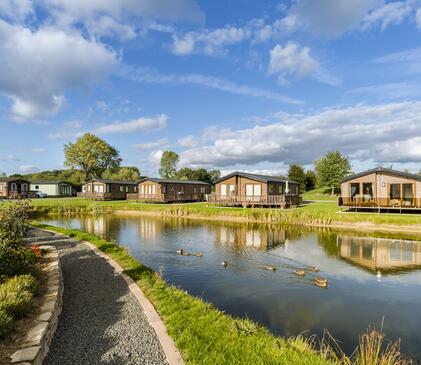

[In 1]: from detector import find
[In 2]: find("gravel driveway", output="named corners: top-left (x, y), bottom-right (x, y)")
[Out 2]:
top-left (26, 228), bottom-right (168, 365)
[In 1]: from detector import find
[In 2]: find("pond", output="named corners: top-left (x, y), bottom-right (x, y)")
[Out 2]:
top-left (37, 214), bottom-right (421, 360)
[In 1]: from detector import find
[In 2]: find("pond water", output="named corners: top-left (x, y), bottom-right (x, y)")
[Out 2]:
top-left (37, 214), bottom-right (421, 360)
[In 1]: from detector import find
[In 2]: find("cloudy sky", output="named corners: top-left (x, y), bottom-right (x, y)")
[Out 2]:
top-left (1, 0), bottom-right (421, 176)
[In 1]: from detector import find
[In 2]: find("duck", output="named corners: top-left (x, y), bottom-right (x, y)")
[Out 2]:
top-left (294, 270), bottom-right (306, 277)
top-left (176, 249), bottom-right (184, 255)
top-left (314, 279), bottom-right (328, 288)
top-left (221, 261), bottom-right (228, 267)
top-left (314, 276), bottom-right (328, 286)
top-left (263, 265), bottom-right (277, 271)
top-left (306, 266), bottom-right (319, 272)
top-left (193, 252), bottom-right (204, 257)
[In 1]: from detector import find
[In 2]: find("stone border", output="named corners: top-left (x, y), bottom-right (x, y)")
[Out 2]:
top-left (9, 245), bottom-right (63, 365)
top-left (82, 240), bottom-right (185, 365)
top-left (35, 229), bottom-right (184, 365)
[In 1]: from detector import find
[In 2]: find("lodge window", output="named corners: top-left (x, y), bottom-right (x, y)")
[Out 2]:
top-left (402, 183), bottom-right (414, 203)
top-left (268, 185), bottom-right (274, 194)
top-left (229, 184), bottom-right (235, 195)
top-left (120, 186), bottom-right (124, 192)
top-left (162, 185), bottom-right (166, 194)
top-left (390, 184), bottom-right (400, 200)
top-left (362, 183), bottom-right (373, 197)
top-left (200, 186), bottom-right (206, 193)
top-left (11, 183), bottom-right (17, 191)
top-left (350, 183), bottom-right (360, 198)
top-left (220, 184), bottom-right (227, 196)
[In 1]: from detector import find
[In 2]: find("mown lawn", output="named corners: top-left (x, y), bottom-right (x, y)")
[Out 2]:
top-left (302, 188), bottom-right (338, 202)
top-left (31, 222), bottom-right (334, 365)
top-left (29, 197), bottom-right (421, 228)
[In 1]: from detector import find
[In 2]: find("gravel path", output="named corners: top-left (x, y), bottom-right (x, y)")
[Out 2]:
top-left (27, 228), bottom-right (168, 365)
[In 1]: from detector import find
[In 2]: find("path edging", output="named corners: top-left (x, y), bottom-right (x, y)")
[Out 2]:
top-left (9, 245), bottom-right (63, 365)
top-left (37, 228), bottom-right (184, 365)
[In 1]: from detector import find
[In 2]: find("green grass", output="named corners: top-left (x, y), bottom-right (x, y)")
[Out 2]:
top-left (28, 198), bottom-right (421, 230)
top-left (31, 222), bottom-right (334, 365)
top-left (302, 188), bottom-right (338, 202)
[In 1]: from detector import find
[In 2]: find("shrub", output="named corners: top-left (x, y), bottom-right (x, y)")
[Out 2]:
top-left (0, 275), bottom-right (38, 319)
top-left (0, 309), bottom-right (13, 338)
top-left (0, 201), bottom-right (30, 249)
top-left (0, 246), bottom-right (37, 280)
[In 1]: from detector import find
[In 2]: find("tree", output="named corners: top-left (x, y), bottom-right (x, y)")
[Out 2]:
top-left (305, 170), bottom-right (317, 191)
top-left (314, 151), bottom-right (351, 195)
top-left (159, 151), bottom-right (179, 178)
top-left (287, 164), bottom-right (306, 192)
top-left (0, 172), bottom-right (6, 178)
top-left (64, 133), bottom-right (122, 181)
top-left (103, 166), bottom-right (141, 181)
top-left (176, 167), bottom-right (221, 185)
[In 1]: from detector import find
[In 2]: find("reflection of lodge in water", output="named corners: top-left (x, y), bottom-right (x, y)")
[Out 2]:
top-left (338, 235), bottom-right (421, 273)
top-left (80, 216), bottom-right (108, 237)
top-left (215, 226), bottom-right (289, 250)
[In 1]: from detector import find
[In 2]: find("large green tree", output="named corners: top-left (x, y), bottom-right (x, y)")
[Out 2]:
top-left (176, 167), bottom-right (221, 185)
top-left (287, 164), bottom-right (306, 192)
top-left (103, 166), bottom-right (141, 181)
top-left (64, 133), bottom-right (122, 181)
top-left (305, 170), bottom-right (317, 191)
top-left (159, 151), bottom-right (179, 178)
top-left (314, 151), bottom-right (351, 195)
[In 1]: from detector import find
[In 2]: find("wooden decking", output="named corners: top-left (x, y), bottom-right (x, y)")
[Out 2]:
top-left (339, 197), bottom-right (421, 211)
top-left (77, 192), bottom-right (112, 200)
top-left (206, 194), bottom-right (300, 208)
top-left (127, 193), bottom-right (205, 203)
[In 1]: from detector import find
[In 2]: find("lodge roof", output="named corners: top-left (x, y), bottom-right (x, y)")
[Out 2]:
top-left (86, 179), bottom-right (138, 185)
top-left (341, 167), bottom-right (421, 183)
top-left (139, 178), bottom-right (210, 185)
top-left (30, 180), bottom-right (73, 185)
top-left (214, 171), bottom-right (297, 184)
top-left (0, 177), bottom-right (30, 183)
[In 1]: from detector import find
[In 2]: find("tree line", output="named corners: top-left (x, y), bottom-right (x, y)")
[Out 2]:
top-left (2, 133), bottom-right (355, 194)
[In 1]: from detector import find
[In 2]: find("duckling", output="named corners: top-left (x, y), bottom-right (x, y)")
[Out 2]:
top-left (294, 270), bottom-right (306, 277)
top-left (176, 249), bottom-right (184, 255)
top-left (306, 266), bottom-right (319, 272)
top-left (221, 261), bottom-right (228, 267)
top-left (263, 265), bottom-right (277, 271)
top-left (314, 279), bottom-right (328, 288)
top-left (314, 277), bottom-right (328, 285)
top-left (193, 252), bottom-right (204, 257)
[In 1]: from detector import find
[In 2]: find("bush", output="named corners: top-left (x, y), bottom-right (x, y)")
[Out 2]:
top-left (0, 275), bottom-right (38, 319)
top-left (0, 201), bottom-right (30, 249)
top-left (0, 246), bottom-right (37, 280)
top-left (0, 309), bottom-right (13, 338)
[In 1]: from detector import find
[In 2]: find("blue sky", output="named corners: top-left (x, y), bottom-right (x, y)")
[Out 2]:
top-left (1, 0), bottom-right (421, 177)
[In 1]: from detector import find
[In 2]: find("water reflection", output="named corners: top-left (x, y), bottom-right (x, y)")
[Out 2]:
top-left (338, 235), bottom-right (421, 274)
top-left (38, 214), bottom-right (421, 360)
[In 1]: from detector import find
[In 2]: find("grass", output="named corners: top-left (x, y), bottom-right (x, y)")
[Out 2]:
top-left (30, 222), bottom-right (412, 365)
top-left (302, 188), bottom-right (338, 202)
top-left (28, 198), bottom-right (421, 231)
top-left (0, 274), bottom-right (39, 337)
top-left (31, 222), bottom-right (334, 365)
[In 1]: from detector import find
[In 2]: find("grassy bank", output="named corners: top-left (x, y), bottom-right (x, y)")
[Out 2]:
top-left (29, 198), bottom-right (421, 229)
top-left (31, 222), bottom-right (334, 365)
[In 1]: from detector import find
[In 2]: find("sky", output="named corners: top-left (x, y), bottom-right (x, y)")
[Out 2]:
top-left (1, 0), bottom-right (421, 177)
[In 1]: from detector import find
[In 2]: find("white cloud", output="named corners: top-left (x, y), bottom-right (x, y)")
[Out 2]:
top-left (124, 66), bottom-right (303, 104)
top-left (361, 1), bottom-right (411, 30)
top-left (96, 101), bottom-right (109, 112)
top-left (0, 0), bottom-right (33, 22)
top-left (179, 101), bottom-right (421, 168)
top-left (149, 150), bottom-right (164, 166)
top-left (345, 82), bottom-right (421, 101)
top-left (48, 120), bottom-right (83, 140)
top-left (23, 148), bottom-right (48, 153)
top-left (133, 138), bottom-right (169, 150)
top-left (19, 165), bottom-right (38, 173)
top-left (96, 114), bottom-right (167, 134)
top-left (39, 0), bottom-right (204, 40)
top-left (416, 8), bottom-right (421, 28)
top-left (0, 20), bottom-right (117, 119)
top-left (172, 33), bottom-right (195, 55)
top-left (178, 135), bottom-right (198, 148)
top-left (285, 0), bottom-right (414, 37)
top-left (0, 154), bottom-right (20, 161)
top-left (268, 42), bottom-right (319, 84)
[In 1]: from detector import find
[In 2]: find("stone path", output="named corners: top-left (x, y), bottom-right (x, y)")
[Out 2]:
top-left (26, 228), bottom-right (168, 365)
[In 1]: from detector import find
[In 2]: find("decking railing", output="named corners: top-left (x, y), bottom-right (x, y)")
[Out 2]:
top-left (77, 192), bottom-right (112, 200)
top-left (206, 194), bottom-right (299, 207)
top-left (339, 197), bottom-right (421, 209)
top-left (127, 193), bottom-right (204, 202)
